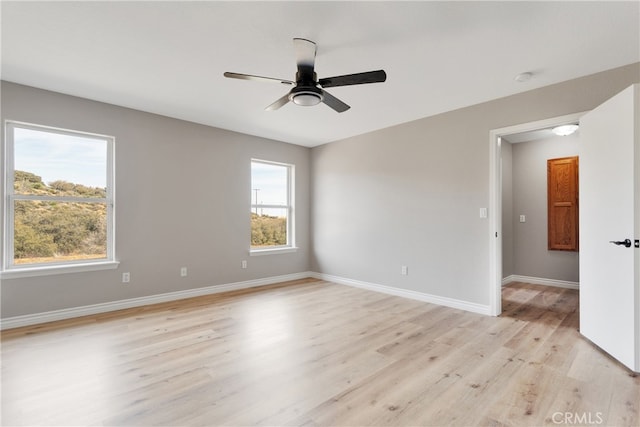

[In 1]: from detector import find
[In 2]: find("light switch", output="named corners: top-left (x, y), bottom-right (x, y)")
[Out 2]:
top-left (479, 208), bottom-right (487, 218)
top-left (520, 215), bottom-right (526, 223)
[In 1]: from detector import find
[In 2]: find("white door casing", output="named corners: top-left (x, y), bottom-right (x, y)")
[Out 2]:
top-left (488, 112), bottom-right (586, 316)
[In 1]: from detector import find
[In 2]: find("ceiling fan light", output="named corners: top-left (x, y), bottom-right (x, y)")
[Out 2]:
top-left (552, 124), bottom-right (579, 136)
top-left (291, 92), bottom-right (322, 106)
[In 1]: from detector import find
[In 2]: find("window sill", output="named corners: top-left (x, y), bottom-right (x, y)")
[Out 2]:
top-left (250, 247), bottom-right (298, 256)
top-left (1, 260), bottom-right (120, 279)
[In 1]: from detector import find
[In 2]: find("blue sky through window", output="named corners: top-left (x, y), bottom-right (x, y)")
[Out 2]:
top-left (251, 161), bottom-right (289, 218)
top-left (251, 161), bottom-right (288, 206)
top-left (14, 127), bottom-right (107, 188)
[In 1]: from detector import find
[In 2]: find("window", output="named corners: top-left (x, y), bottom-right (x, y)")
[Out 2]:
top-left (250, 160), bottom-right (295, 253)
top-left (2, 121), bottom-right (116, 276)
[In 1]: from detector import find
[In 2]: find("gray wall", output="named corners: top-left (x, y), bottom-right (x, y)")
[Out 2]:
top-left (1, 82), bottom-right (311, 318)
top-left (2, 63), bottom-right (638, 319)
top-left (501, 141), bottom-right (514, 278)
top-left (510, 134), bottom-right (580, 282)
top-left (311, 63), bottom-right (639, 306)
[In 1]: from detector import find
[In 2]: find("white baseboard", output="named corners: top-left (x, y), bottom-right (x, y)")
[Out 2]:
top-left (2, 270), bottom-right (498, 330)
top-left (311, 272), bottom-right (491, 316)
top-left (0, 271), bottom-right (314, 330)
top-left (502, 274), bottom-right (579, 290)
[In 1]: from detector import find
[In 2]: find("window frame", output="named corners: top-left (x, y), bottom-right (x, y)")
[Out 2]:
top-left (250, 159), bottom-right (296, 255)
top-left (1, 120), bottom-right (118, 278)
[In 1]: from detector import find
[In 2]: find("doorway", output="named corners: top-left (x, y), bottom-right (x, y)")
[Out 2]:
top-left (488, 112), bottom-right (586, 316)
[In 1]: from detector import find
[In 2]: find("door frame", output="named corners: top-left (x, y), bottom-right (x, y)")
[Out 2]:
top-left (488, 111), bottom-right (587, 316)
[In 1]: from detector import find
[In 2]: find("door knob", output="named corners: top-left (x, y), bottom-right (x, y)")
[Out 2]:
top-left (609, 239), bottom-right (632, 248)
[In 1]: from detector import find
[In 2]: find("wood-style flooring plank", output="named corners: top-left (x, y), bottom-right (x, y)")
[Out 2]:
top-left (1, 279), bottom-right (638, 426)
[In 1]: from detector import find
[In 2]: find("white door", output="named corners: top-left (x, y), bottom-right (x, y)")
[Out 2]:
top-left (579, 84), bottom-right (639, 372)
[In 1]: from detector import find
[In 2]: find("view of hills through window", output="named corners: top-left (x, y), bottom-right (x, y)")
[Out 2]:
top-left (10, 126), bottom-right (109, 265)
top-left (13, 171), bottom-right (108, 264)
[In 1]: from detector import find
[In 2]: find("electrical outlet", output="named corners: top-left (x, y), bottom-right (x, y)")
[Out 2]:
top-left (180, 267), bottom-right (187, 277)
top-left (122, 272), bottom-right (130, 283)
top-left (241, 260), bottom-right (247, 269)
top-left (519, 215), bottom-right (526, 223)
top-left (401, 265), bottom-right (408, 276)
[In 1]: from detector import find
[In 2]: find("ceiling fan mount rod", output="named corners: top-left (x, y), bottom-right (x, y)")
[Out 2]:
top-left (296, 71), bottom-right (317, 86)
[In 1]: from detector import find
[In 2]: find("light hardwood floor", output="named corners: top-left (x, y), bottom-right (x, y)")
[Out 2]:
top-left (1, 279), bottom-right (638, 426)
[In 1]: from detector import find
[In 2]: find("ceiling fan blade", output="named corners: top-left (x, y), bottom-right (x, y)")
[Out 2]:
top-left (265, 93), bottom-right (291, 111)
top-left (293, 38), bottom-right (316, 77)
top-left (319, 70), bottom-right (386, 88)
top-left (224, 72), bottom-right (293, 85)
top-left (321, 90), bottom-right (350, 113)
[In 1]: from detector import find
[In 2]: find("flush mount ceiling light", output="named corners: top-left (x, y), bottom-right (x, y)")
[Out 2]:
top-left (552, 124), bottom-right (579, 136)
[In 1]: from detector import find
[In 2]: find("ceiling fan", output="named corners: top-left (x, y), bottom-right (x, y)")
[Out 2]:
top-left (224, 38), bottom-right (386, 113)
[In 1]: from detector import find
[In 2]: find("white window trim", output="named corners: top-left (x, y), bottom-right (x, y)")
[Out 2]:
top-left (250, 159), bottom-right (295, 254)
top-left (2, 120), bottom-right (116, 276)
top-left (250, 247), bottom-right (298, 256)
top-left (0, 261), bottom-right (120, 279)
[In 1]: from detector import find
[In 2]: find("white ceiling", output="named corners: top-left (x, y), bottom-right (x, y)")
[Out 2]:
top-left (1, 1), bottom-right (638, 147)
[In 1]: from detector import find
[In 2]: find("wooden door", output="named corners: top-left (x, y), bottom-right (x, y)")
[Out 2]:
top-left (548, 156), bottom-right (579, 251)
